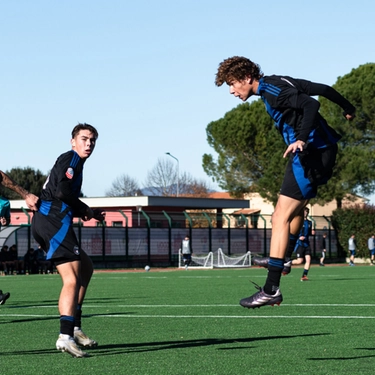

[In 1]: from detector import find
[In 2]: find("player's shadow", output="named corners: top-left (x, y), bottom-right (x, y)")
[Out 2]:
top-left (308, 347), bottom-right (375, 361)
top-left (3, 333), bottom-right (330, 357)
top-left (85, 333), bottom-right (330, 356)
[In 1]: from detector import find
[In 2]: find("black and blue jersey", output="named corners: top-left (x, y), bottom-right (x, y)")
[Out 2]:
top-left (257, 75), bottom-right (355, 148)
top-left (32, 150), bottom-right (89, 262)
top-left (39, 150), bottom-right (88, 218)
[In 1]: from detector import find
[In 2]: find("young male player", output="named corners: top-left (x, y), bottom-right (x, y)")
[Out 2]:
top-left (0, 170), bottom-right (39, 304)
top-left (32, 123), bottom-right (105, 357)
top-left (291, 207), bottom-right (314, 281)
top-left (215, 56), bottom-right (356, 309)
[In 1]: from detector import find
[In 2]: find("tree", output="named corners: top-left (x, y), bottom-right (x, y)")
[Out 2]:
top-left (105, 174), bottom-right (142, 197)
top-left (203, 63), bottom-right (375, 206)
top-left (0, 167), bottom-right (47, 199)
top-left (317, 63), bottom-right (375, 207)
top-left (144, 158), bottom-right (177, 196)
top-left (144, 158), bottom-right (211, 197)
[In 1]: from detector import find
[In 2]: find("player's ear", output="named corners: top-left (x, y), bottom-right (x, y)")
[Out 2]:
top-left (71, 138), bottom-right (75, 148)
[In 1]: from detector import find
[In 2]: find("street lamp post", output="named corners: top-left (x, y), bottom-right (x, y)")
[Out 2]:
top-left (165, 152), bottom-right (179, 197)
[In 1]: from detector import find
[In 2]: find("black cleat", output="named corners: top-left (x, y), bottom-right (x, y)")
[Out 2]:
top-left (0, 290), bottom-right (10, 305)
top-left (252, 257), bottom-right (291, 275)
top-left (252, 257), bottom-right (269, 268)
top-left (240, 281), bottom-right (283, 309)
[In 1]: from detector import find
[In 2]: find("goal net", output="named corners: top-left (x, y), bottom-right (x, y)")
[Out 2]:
top-left (179, 251), bottom-right (213, 269)
top-left (178, 248), bottom-right (251, 269)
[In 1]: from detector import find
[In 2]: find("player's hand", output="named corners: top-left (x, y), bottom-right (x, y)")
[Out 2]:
top-left (81, 207), bottom-right (94, 221)
top-left (345, 113), bottom-right (355, 121)
top-left (283, 140), bottom-right (306, 158)
top-left (25, 193), bottom-right (39, 211)
top-left (93, 209), bottom-right (106, 222)
top-left (0, 217), bottom-right (9, 226)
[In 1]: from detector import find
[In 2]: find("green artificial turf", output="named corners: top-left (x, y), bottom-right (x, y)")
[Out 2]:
top-left (1, 264), bottom-right (375, 375)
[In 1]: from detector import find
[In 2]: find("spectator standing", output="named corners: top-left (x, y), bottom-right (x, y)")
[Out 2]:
top-left (348, 234), bottom-right (356, 266)
top-left (368, 235), bottom-right (375, 266)
top-left (320, 233), bottom-right (327, 266)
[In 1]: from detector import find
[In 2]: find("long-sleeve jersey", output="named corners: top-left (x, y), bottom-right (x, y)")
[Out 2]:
top-left (39, 150), bottom-right (88, 217)
top-left (257, 75), bottom-right (356, 148)
top-left (296, 219), bottom-right (313, 248)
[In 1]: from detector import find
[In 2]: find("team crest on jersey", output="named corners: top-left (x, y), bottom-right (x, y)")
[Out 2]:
top-left (73, 246), bottom-right (80, 255)
top-left (66, 167), bottom-right (74, 179)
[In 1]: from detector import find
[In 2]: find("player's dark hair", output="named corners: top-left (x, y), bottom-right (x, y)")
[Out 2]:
top-left (215, 56), bottom-right (264, 86)
top-left (72, 123), bottom-right (99, 139)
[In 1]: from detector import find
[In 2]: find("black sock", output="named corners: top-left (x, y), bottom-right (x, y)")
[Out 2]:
top-left (264, 258), bottom-right (283, 295)
top-left (303, 269), bottom-right (309, 277)
top-left (75, 305), bottom-right (82, 329)
top-left (60, 315), bottom-right (75, 337)
top-left (285, 234), bottom-right (298, 261)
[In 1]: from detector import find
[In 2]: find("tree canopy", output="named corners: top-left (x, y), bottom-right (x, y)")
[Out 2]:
top-left (203, 63), bottom-right (375, 206)
top-left (0, 167), bottom-right (47, 200)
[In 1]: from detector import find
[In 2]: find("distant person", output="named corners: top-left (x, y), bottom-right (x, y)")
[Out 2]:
top-left (320, 233), bottom-right (327, 266)
top-left (8, 244), bottom-right (20, 274)
top-left (368, 235), bottom-right (375, 266)
top-left (348, 234), bottom-right (356, 266)
top-left (291, 207), bottom-right (314, 281)
top-left (31, 123), bottom-right (105, 358)
top-left (23, 247), bottom-right (40, 274)
top-left (180, 235), bottom-right (193, 270)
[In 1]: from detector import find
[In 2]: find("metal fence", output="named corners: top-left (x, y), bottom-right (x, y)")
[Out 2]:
top-left (3, 213), bottom-right (342, 268)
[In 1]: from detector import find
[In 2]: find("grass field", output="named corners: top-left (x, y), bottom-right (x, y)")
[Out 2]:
top-left (1, 264), bottom-right (375, 375)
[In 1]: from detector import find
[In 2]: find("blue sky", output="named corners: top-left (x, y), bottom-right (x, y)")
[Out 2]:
top-left (1, 0), bottom-right (375, 202)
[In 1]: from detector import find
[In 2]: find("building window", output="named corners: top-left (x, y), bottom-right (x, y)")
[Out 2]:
top-left (112, 221), bottom-right (123, 227)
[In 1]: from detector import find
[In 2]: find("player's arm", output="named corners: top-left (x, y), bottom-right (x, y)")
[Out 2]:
top-left (0, 170), bottom-right (39, 211)
top-left (305, 81), bottom-right (356, 119)
top-left (54, 171), bottom-right (105, 222)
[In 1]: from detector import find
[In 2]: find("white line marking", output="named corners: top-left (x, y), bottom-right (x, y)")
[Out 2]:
top-left (1, 313), bottom-right (375, 319)
top-left (4, 303), bottom-right (375, 309)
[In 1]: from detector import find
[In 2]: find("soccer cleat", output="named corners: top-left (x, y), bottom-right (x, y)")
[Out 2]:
top-left (74, 329), bottom-right (98, 348)
top-left (301, 276), bottom-right (309, 281)
top-left (252, 256), bottom-right (270, 268)
top-left (240, 281), bottom-right (283, 309)
top-left (0, 290), bottom-right (10, 305)
top-left (56, 334), bottom-right (88, 357)
top-left (282, 261), bottom-right (292, 275)
top-left (252, 257), bottom-right (291, 275)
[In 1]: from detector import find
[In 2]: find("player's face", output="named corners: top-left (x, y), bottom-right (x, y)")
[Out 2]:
top-left (71, 130), bottom-right (97, 159)
top-left (229, 79), bottom-right (252, 101)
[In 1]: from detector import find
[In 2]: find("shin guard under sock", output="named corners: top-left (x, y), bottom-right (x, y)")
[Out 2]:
top-left (264, 258), bottom-right (283, 295)
top-left (285, 234), bottom-right (298, 261)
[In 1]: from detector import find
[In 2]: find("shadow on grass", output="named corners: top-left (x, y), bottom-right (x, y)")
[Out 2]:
top-left (84, 333), bottom-right (330, 356)
top-left (308, 347), bottom-right (375, 361)
top-left (2, 333), bottom-right (330, 357)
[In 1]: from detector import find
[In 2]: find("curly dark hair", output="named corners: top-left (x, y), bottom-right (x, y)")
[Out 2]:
top-left (215, 56), bottom-right (264, 86)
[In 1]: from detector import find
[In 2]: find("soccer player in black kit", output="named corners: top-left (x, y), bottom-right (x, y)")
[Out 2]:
top-left (215, 56), bottom-right (355, 309)
top-left (32, 123), bottom-right (105, 357)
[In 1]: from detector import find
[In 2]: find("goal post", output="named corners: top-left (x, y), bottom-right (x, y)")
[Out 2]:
top-left (178, 248), bottom-right (251, 269)
top-left (178, 251), bottom-right (213, 269)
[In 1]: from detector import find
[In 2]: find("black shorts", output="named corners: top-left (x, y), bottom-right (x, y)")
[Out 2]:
top-left (295, 245), bottom-right (312, 258)
top-left (281, 144), bottom-right (338, 200)
top-left (31, 208), bottom-right (81, 266)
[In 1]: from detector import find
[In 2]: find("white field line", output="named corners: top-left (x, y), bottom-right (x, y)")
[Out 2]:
top-left (1, 313), bottom-right (375, 319)
top-left (4, 303), bottom-right (375, 308)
